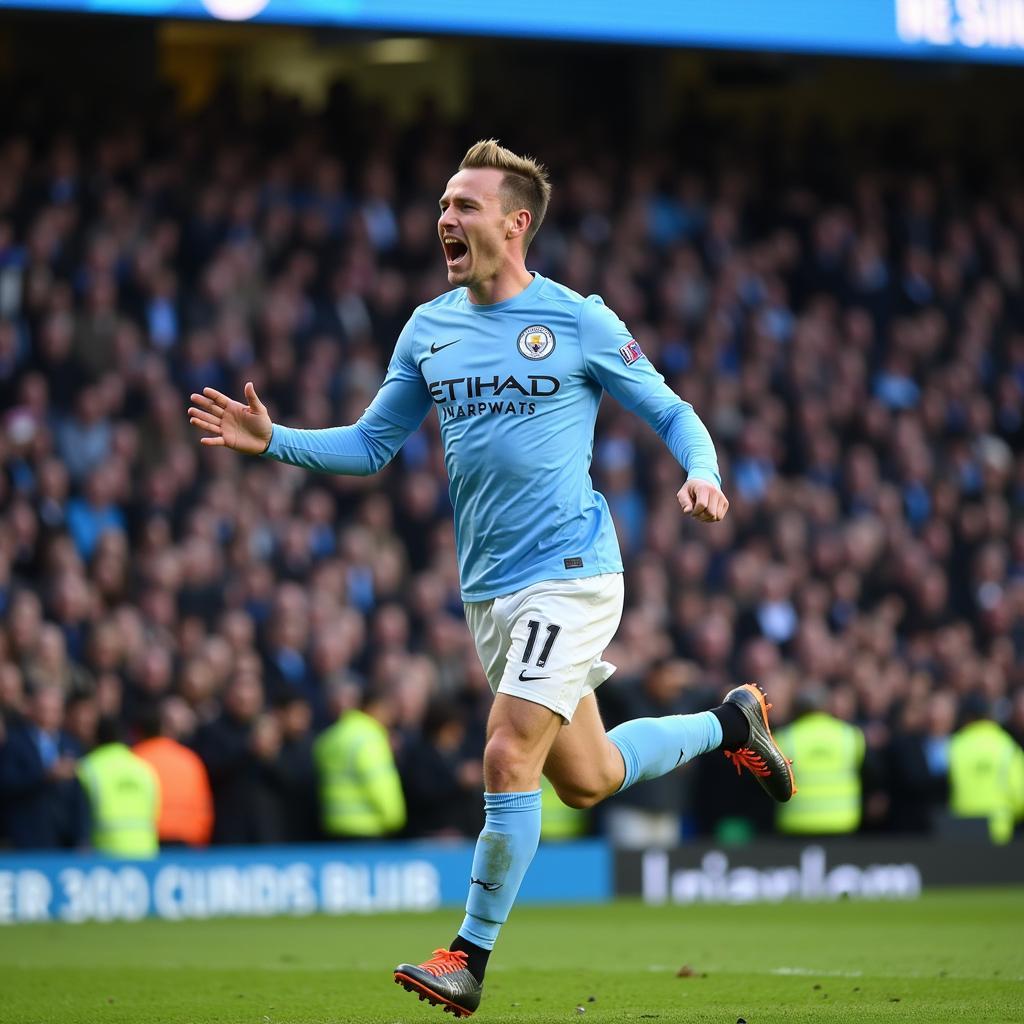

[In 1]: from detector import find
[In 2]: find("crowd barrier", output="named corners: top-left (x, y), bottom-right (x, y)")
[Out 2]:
top-left (1, 837), bottom-right (1020, 924)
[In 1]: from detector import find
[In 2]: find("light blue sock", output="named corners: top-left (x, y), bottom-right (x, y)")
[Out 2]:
top-left (608, 711), bottom-right (723, 793)
top-left (458, 790), bottom-right (542, 951)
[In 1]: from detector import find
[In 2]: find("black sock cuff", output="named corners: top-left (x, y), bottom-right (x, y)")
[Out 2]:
top-left (450, 935), bottom-right (490, 983)
top-left (710, 702), bottom-right (750, 751)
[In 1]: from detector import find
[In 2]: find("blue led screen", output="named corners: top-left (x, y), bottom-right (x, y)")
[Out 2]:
top-left (1, 0), bottom-right (1023, 64)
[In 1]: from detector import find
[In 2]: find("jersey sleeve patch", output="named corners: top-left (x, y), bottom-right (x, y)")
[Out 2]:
top-left (618, 339), bottom-right (644, 365)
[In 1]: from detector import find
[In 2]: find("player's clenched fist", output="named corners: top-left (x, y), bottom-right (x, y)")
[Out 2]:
top-left (676, 478), bottom-right (729, 523)
top-left (187, 382), bottom-right (273, 455)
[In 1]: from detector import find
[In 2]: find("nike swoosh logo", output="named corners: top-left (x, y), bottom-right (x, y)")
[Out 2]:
top-left (430, 338), bottom-right (461, 354)
top-left (518, 670), bottom-right (549, 682)
top-left (675, 748), bottom-right (686, 766)
top-left (470, 877), bottom-right (503, 892)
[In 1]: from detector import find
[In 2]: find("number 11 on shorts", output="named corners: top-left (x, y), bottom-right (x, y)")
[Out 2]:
top-left (522, 620), bottom-right (561, 668)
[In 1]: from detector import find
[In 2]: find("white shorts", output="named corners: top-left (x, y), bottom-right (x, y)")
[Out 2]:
top-left (464, 573), bottom-right (624, 723)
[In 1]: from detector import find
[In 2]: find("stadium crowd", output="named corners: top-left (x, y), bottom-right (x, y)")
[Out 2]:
top-left (0, 84), bottom-right (1022, 851)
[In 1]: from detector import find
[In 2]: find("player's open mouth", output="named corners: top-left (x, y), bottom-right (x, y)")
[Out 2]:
top-left (442, 235), bottom-right (468, 266)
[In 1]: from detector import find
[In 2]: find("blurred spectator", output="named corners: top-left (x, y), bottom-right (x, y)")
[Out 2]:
top-left (273, 694), bottom-right (319, 843)
top-left (262, 583), bottom-right (320, 715)
top-left (194, 667), bottom-right (289, 844)
top-left (314, 683), bottom-right (406, 839)
top-left (884, 697), bottom-right (948, 834)
top-left (0, 661), bottom-right (27, 736)
top-left (65, 463), bottom-right (126, 561)
top-left (0, 684), bottom-right (89, 849)
top-left (924, 689), bottom-right (957, 791)
top-left (134, 698), bottom-right (214, 847)
top-left (399, 697), bottom-right (484, 839)
top-left (64, 691), bottom-right (100, 753)
top-left (22, 622), bottom-right (92, 697)
top-left (55, 387), bottom-right (112, 484)
top-left (78, 717), bottom-right (159, 858)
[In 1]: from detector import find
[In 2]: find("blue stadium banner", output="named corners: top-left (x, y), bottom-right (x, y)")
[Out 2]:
top-left (1, 1), bottom-right (1024, 66)
top-left (0, 840), bottom-right (611, 924)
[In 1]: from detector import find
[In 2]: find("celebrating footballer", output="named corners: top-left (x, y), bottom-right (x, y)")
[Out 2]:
top-left (188, 140), bottom-right (796, 1018)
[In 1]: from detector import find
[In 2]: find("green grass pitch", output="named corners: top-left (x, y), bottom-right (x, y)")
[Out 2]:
top-left (1, 889), bottom-right (1022, 1023)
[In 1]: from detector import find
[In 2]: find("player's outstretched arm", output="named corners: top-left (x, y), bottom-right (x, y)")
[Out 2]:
top-left (189, 374), bottom-right (431, 477)
top-left (188, 382), bottom-right (272, 455)
top-left (190, 314), bottom-right (433, 476)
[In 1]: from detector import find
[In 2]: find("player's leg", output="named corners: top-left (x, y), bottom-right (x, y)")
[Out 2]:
top-left (452, 692), bottom-right (560, 954)
top-left (394, 587), bottom-right (572, 1017)
top-left (544, 683), bottom-right (797, 809)
top-left (542, 691), bottom-right (624, 806)
top-left (543, 689), bottom-right (736, 808)
top-left (445, 576), bottom-right (626, 971)
top-left (394, 693), bottom-right (560, 1017)
top-left (481, 690), bottom-right (565, 791)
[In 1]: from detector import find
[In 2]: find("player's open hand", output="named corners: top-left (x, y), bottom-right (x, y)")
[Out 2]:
top-left (677, 478), bottom-right (729, 523)
top-left (188, 382), bottom-right (272, 455)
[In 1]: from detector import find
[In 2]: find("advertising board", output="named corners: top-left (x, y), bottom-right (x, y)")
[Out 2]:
top-left (0, 839), bottom-right (611, 924)
top-left (615, 840), bottom-right (1024, 905)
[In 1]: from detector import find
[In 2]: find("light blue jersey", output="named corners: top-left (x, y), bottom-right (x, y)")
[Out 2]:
top-left (264, 273), bottom-right (720, 601)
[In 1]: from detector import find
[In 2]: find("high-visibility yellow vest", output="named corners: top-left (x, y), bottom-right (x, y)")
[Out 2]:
top-left (78, 743), bottom-right (160, 858)
top-left (540, 776), bottom-right (587, 841)
top-left (775, 713), bottom-right (864, 835)
top-left (949, 721), bottom-right (1024, 845)
top-left (314, 709), bottom-right (406, 838)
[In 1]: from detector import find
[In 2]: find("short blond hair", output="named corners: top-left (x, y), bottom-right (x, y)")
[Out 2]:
top-left (459, 139), bottom-right (552, 250)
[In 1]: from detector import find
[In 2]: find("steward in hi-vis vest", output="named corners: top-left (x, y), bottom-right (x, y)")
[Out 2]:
top-left (949, 696), bottom-right (1024, 845)
top-left (776, 696), bottom-right (864, 836)
top-left (314, 686), bottom-right (406, 839)
top-left (78, 719), bottom-right (160, 858)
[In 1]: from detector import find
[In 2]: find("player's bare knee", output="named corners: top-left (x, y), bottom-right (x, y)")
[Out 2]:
top-left (484, 733), bottom-right (539, 791)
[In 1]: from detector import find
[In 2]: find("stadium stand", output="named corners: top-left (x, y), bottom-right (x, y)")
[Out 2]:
top-left (0, 77), bottom-right (1021, 848)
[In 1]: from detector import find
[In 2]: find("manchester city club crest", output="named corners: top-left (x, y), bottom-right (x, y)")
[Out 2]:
top-left (516, 324), bottom-right (556, 360)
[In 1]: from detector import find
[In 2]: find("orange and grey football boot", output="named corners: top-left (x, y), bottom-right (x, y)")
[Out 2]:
top-left (394, 948), bottom-right (482, 1018)
top-left (722, 683), bottom-right (797, 802)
